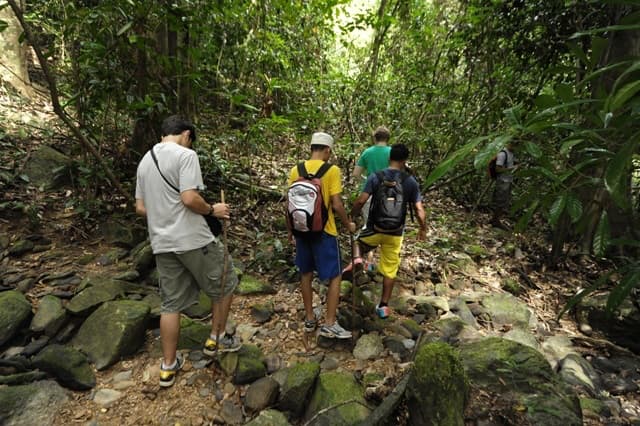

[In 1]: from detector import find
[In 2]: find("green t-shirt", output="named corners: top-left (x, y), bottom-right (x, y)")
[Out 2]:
top-left (356, 145), bottom-right (391, 189)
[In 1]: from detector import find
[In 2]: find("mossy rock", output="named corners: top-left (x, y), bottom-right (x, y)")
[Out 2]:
top-left (363, 372), bottom-right (385, 386)
top-left (30, 295), bottom-right (67, 337)
top-left (278, 362), bottom-right (321, 416)
top-left (131, 243), bottom-right (154, 275)
top-left (464, 244), bottom-right (488, 258)
top-left (340, 280), bottom-right (352, 297)
top-left (579, 397), bottom-right (611, 418)
top-left (245, 409), bottom-right (292, 426)
top-left (8, 239), bottom-right (34, 256)
top-left (220, 352), bottom-right (239, 376)
top-left (407, 342), bottom-right (468, 426)
top-left (481, 293), bottom-right (536, 330)
top-left (0, 380), bottom-right (68, 425)
top-left (236, 274), bottom-right (276, 295)
top-left (401, 319), bottom-right (422, 339)
top-left (0, 290), bottom-right (32, 346)
top-left (33, 344), bottom-right (96, 390)
top-left (460, 337), bottom-right (582, 426)
top-left (234, 344), bottom-right (266, 385)
top-left (66, 279), bottom-right (127, 316)
top-left (72, 300), bottom-right (149, 370)
top-left (22, 145), bottom-right (71, 189)
top-left (304, 371), bottom-right (370, 425)
top-left (177, 317), bottom-right (210, 350)
top-left (184, 291), bottom-right (212, 319)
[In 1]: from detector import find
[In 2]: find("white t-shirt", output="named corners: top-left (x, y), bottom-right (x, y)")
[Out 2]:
top-left (495, 148), bottom-right (515, 182)
top-left (135, 142), bottom-right (214, 254)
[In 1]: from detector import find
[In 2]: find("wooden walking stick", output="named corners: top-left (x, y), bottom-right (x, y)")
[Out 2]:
top-left (350, 232), bottom-right (356, 342)
top-left (215, 189), bottom-right (230, 356)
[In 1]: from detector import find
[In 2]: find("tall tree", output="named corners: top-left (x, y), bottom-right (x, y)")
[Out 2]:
top-left (0, 0), bottom-right (31, 96)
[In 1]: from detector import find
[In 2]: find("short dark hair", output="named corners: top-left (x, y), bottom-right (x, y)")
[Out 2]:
top-left (373, 126), bottom-right (390, 142)
top-left (311, 144), bottom-right (330, 152)
top-left (161, 115), bottom-right (196, 142)
top-left (390, 143), bottom-right (409, 162)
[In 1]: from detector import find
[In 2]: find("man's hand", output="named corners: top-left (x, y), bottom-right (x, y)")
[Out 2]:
top-left (348, 221), bottom-right (357, 234)
top-left (212, 203), bottom-right (230, 219)
top-left (417, 227), bottom-right (427, 241)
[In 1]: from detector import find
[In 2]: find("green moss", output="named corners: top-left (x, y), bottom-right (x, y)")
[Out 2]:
top-left (236, 274), bottom-right (275, 295)
top-left (363, 372), bottom-right (385, 386)
top-left (234, 355), bottom-right (267, 385)
top-left (501, 278), bottom-right (523, 296)
top-left (580, 397), bottom-right (610, 417)
top-left (464, 244), bottom-right (488, 258)
top-left (340, 280), bottom-right (352, 297)
top-left (280, 362), bottom-right (321, 415)
top-left (401, 319), bottom-right (422, 339)
top-left (305, 372), bottom-right (370, 425)
top-left (177, 317), bottom-right (210, 350)
top-left (219, 352), bottom-right (239, 376)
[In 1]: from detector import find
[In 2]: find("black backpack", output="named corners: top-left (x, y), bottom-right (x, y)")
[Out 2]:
top-left (488, 149), bottom-right (507, 180)
top-left (370, 170), bottom-right (409, 233)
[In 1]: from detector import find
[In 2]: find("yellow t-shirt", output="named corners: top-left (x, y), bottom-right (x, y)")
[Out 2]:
top-left (288, 160), bottom-right (342, 236)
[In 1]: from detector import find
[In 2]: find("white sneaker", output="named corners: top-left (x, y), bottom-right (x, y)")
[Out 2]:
top-left (319, 321), bottom-right (352, 339)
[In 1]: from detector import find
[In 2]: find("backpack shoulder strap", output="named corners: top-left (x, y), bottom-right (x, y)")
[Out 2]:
top-left (150, 148), bottom-right (180, 193)
top-left (314, 162), bottom-right (333, 179)
top-left (297, 162), bottom-right (309, 179)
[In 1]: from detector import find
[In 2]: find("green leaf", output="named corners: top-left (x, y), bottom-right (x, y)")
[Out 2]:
top-left (549, 194), bottom-right (566, 226)
top-left (524, 141), bottom-right (542, 159)
top-left (0, 19), bottom-right (7, 33)
top-left (592, 210), bottom-right (610, 257)
top-left (560, 138), bottom-right (584, 156)
top-left (504, 106), bottom-right (522, 127)
top-left (589, 37), bottom-right (608, 70)
top-left (611, 60), bottom-right (640, 94)
top-left (117, 21), bottom-right (133, 36)
top-left (530, 166), bottom-right (561, 184)
top-left (604, 132), bottom-right (640, 208)
top-left (607, 80), bottom-right (640, 112)
top-left (423, 136), bottom-right (488, 188)
top-left (571, 24), bottom-right (640, 39)
top-left (566, 42), bottom-right (588, 66)
top-left (557, 272), bottom-right (612, 320)
top-left (606, 268), bottom-right (640, 314)
top-left (533, 94), bottom-right (557, 109)
top-left (473, 135), bottom-right (512, 170)
top-left (566, 194), bottom-right (583, 223)
top-left (515, 200), bottom-right (539, 233)
top-left (554, 83), bottom-right (573, 103)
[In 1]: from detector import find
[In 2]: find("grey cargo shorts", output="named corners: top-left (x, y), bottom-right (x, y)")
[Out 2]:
top-left (155, 240), bottom-right (238, 313)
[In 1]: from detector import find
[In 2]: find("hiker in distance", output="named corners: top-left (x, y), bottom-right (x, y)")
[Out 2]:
top-left (490, 142), bottom-right (517, 230)
top-left (135, 115), bottom-right (241, 388)
top-left (286, 132), bottom-right (356, 339)
top-left (348, 125), bottom-right (392, 272)
top-left (350, 143), bottom-right (427, 319)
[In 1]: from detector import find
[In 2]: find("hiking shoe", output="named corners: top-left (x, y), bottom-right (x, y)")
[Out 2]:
top-left (376, 304), bottom-right (390, 319)
top-left (303, 316), bottom-right (318, 333)
top-left (342, 257), bottom-right (363, 274)
top-left (319, 321), bottom-right (352, 339)
top-left (203, 334), bottom-right (242, 356)
top-left (159, 354), bottom-right (185, 388)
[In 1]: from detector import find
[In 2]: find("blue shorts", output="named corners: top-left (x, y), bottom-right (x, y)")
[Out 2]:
top-left (295, 232), bottom-right (341, 281)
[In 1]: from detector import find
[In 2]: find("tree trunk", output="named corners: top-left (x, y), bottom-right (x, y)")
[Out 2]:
top-left (0, 0), bottom-right (32, 96)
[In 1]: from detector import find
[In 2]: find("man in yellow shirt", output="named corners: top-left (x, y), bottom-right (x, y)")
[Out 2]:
top-left (287, 132), bottom-right (356, 339)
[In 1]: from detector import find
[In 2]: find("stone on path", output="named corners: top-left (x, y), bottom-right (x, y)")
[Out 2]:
top-left (72, 300), bottom-right (149, 370)
top-left (33, 344), bottom-right (96, 390)
top-left (244, 377), bottom-right (279, 412)
top-left (353, 333), bottom-right (384, 360)
top-left (278, 362), bottom-right (321, 416)
top-left (30, 295), bottom-right (67, 337)
top-left (304, 371), bottom-right (370, 425)
top-left (93, 389), bottom-right (123, 407)
top-left (481, 293), bottom-right (537, 330)
top-left (66, 279), bottom-right (126, 316)
top-left (245, 409), bottom-right (291, 426)
top-left (0, 290), bottom-right (32, 346)
top-left (0, 380), bottom-right (68, 426)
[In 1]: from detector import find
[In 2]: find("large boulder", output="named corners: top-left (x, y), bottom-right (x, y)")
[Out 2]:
top-left (0, 290), bottom-right (32, 346)
top-left (66, 279), bottom-right (126, 316)
top-left (278, 362), bottom-right (321, 416)
top-left (481, 293), bottom-right (537, 329)
top-left (100, 219), bottom-right (147, 248)
top-left (353, 333), bottom-right (384, 360)
top-left (72, 300), bottom-right (149, 370)
top-left (22, 145), bottom-right (71, 189)
top-left (130, 242), bottom-right (155, 274)
top-left (245, 409), bottom-right (291, 426)
top-left (30, 295), bottom-right (67, 337)
top-left (406, 342), bottom-right (468, 426)
top-left (177, 317), bottom-right (210, 350)
top-left (460, 337), bottom-right (582, 426)
top-left (304, 371), bottom-right (370, 425)
top-left (32, 344), bottom-right (95, 390)
top-left (0, 380), bottom-right (68, 426)
top-left (184, 291), bottom-right (212, 319)
top-left (245, 377), bottom-right (280, 412)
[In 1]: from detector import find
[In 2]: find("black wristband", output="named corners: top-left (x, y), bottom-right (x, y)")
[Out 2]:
top-left (208, 204), bottom-right (214, 216)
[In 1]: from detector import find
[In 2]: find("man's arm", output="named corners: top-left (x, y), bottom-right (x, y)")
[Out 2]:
top-left (414, 201), bottom-right (427, 241)
top-left (350, 192), bottom-right (370, 218)
top-left (352, 165), bottom-right (364, 180)
top-left (330, 194), bottom-right (356, 233)
top-left (181, 189), bottom-right (230, 219)
top-left (135, 198), bottom-right (147, 217)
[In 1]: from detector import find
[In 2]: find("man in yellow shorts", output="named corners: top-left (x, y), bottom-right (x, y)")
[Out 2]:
top-left (350, 144), bottom-right (426, 318)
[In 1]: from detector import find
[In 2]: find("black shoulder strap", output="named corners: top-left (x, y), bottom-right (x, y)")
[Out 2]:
top-left (150, 148), bottom-right (180, 193)
top-left (297, 162), bottom-right (308, 179)
top-left (314, 162), bottom-right (332, 179)
top-left (298, 162), bottom-right (332, 179)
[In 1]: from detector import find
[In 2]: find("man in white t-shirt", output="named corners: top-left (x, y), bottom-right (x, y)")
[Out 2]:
top-left (135, 115), bottom-right (240, 387)
top-left (491, 145), bottom-right (516, 230)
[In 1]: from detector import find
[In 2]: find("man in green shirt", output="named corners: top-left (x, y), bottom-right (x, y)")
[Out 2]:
top-left (348, 126), bottom-right (391, 272)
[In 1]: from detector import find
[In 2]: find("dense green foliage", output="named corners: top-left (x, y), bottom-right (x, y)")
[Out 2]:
top-left (3, 0), bottom-right (640, 311)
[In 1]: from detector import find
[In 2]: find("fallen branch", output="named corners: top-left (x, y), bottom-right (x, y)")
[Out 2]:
top-left (6, 0), bottom-right (129, 201)
top-left (227, 176), bottom-right (283, 201)
top-left (303, 399), bottom-right (370, 426)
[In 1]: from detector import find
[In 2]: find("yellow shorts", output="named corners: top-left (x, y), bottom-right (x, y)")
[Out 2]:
top-left (359, 233), bottom-right (403, 279)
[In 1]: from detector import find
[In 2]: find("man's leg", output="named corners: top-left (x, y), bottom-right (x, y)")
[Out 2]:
top-left (380, 276), bottom-right (395, 305)
top-left (325, 274), bottom-right (341, 325)
top-left (160, 312), bottom-right (180, 366)
top-left (300, 271), bottom-right (315, 321)
top-left (211, 293), bottom-right (233, 337)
